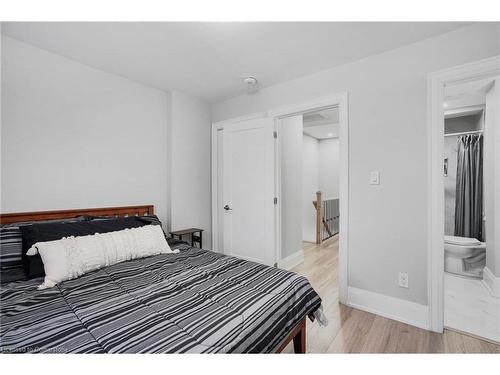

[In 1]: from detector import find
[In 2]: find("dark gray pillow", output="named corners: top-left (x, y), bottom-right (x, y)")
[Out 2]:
top-left (0, 216), bottom-right (87, 283)
top-left (135, 214), bottom-right (163, 226)
top-left (0, 267), bottom-right (27, 284)
top-left (20, 216), bottom-right (148, 279)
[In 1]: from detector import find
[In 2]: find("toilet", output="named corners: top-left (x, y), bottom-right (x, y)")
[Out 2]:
top-left (444, 235), bottom-right (486, 278)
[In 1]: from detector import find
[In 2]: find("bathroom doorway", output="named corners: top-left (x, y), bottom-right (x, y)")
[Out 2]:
top-left (442, 78), bottom-right (499, 342)
top-left (428, 56), bottom-right (500, 342)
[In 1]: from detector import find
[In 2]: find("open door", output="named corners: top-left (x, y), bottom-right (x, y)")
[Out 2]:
top-left (221, 117), bottom-right (276, 266)
top-left (484, 79), bottom-right (500, 289)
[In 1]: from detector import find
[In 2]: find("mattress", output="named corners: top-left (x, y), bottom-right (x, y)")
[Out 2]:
top-left (0, 241), bottom-right (321, 353)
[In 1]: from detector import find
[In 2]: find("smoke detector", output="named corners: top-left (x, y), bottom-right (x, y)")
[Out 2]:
top-left (243, 76), bottom-right (258, 85)
top-left (242, 76), bottom-right (259, 94)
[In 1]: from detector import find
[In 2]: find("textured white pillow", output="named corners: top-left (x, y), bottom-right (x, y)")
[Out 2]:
top-left (27, 225), bottom-right (178, 289)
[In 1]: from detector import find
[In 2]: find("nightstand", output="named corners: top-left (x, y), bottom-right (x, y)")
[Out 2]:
top-left (169, 228), bottom-right (204, 248)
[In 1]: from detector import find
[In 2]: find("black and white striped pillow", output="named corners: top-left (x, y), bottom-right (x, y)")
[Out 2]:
top-left (0, 226), bottom-right (24, 270)
top-left (0, 217), bottom-right (87, 272)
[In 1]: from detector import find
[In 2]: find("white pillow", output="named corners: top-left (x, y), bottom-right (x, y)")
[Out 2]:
top-left (27, 225), bottom-right (178, 289)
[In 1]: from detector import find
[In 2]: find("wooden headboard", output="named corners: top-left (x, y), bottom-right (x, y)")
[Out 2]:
top-left (0, 205), bottom-right (154, 225)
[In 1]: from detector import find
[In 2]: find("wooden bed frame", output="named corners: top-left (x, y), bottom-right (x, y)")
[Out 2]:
top-left (0, 205), bottom-right (154, 224)
top-left (0, 204), bottom-right (306, 353)
top-left (275, 318), bottom-right (306, 353)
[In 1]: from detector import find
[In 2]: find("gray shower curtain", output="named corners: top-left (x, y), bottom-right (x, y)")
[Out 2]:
top-left (454, 134), bottom-right (483, 240)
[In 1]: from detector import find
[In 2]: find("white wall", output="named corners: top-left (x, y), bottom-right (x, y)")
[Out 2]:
top-left (1, 36), bottom-right (169, 223)
top-left (168, 90), bottom-right (212, 248)
top-left (280, 115), bottom-right (303, 258)
top-left (484, 80), bottom-right (500, 276)
top-left (443, 135), bottom-right (459, 236)
top-left (302, 134), bottom-right (319, 243)
top-left (1, 36), bottom-right (213, 243)
top-left (212, 23), bottom-right (500, 305)
top-left (319, 138), bottom-right (340, 199)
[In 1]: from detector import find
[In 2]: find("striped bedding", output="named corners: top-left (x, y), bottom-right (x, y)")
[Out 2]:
top-left (0, 241), bottom-right (321, 353)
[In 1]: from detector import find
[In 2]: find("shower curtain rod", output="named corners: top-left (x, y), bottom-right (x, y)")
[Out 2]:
top-left (444, 129), bottom-right (483, 137)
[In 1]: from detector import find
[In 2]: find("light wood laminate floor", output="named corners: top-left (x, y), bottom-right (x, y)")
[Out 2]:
top-left (282, 236), bottom-right (500, 353)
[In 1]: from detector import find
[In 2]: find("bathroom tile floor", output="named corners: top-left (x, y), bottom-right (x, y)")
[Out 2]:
top-left (445, 272), bottom-right (500, 343)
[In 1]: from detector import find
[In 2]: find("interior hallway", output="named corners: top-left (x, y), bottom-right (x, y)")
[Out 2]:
top-left (282, 235), bottom-right (500, 353)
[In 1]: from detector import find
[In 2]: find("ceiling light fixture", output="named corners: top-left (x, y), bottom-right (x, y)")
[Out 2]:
top-left (327, 132), bottom-right (334, 137)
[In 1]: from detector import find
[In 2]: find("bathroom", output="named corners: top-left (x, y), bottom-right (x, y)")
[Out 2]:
top-left (443, 77), bottom-right (499, 343)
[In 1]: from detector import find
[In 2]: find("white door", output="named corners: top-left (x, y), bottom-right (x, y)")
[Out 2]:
top-left (484, 79), bottom-right (500, 282)
top-left (222, 117), bottom-right (275, 266)
top-left (278, 115), bottom-right (304, 261)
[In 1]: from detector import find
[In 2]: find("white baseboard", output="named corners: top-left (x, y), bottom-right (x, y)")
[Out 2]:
top-left (482, 267), bottom-right (500, 298)
top-left (346, 287), bottom-right (430, 330)
top-left (278, 250), bottom-right (304, 270)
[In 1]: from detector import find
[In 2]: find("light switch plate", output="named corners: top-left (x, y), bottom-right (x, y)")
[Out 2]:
top-left (370, 171), bottom-right (380, 185)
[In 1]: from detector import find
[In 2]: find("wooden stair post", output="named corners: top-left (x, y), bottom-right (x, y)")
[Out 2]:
top-left (315, 191), bottom-right (322, 244)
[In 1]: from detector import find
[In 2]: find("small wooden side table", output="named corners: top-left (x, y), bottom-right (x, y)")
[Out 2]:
top-left (169, 228), bottom-right (204, 248)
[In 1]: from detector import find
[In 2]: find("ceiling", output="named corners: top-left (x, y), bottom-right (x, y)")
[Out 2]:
top-left (303, 108), bottom-right (339, 140)
top-left (2, 22), bottom-right (470, 102)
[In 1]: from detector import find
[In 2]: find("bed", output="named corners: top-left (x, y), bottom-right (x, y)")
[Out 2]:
top-left (0, 205), bottom-right (322, 354)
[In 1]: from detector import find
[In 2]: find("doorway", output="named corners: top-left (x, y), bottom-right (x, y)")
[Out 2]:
top-left (428, 55), bottom-right (500, 338)
top-left (211, 92), bottom-right (349, 303)
top-left (278, 107), bottom-right (340, 266)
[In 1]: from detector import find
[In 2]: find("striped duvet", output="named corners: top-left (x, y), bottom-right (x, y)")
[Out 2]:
top-left (0, 241), bottom-right (321, 353)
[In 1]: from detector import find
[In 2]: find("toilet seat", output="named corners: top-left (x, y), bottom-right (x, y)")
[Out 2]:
top-left (444, 235), bottom-right (481, 246)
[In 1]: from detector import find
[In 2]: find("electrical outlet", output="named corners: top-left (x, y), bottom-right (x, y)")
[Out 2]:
top-left (398, 272), bottom-right (409, 288)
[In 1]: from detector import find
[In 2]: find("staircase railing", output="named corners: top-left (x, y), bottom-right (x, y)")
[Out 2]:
top-left (313, 191), bottom-right (339, 244)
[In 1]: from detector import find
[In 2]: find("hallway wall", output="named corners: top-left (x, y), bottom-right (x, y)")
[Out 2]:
top-left (444, 135), bottom-right (459, 236)
top-left (319, 138), bottom-right (340, 199)
top-left (302, 134), bottom-right (319, 243)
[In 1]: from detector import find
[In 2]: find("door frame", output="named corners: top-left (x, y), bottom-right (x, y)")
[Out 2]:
top-left (268, 92), bottom-right (349, 304)
top-left (427, 55), bottom-right (500, 332)
top-left (210, 92), bottom-right (349, 304)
